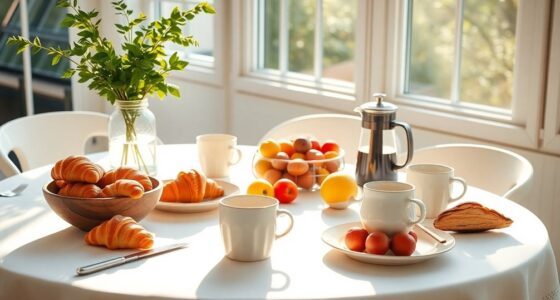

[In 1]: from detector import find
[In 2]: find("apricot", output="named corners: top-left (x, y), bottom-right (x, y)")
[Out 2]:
top-left (345, 227), bottom-right (369, 252)
top-left (293, 137), bottom-right (311, 153)
top-left (271, 152), bottom-right (289, 170)
top-left (325, 159), bottom-right (341, 173)
top-left (291, 153), bottom-right (305, 160)
top-left (287, 159), bottom-right (309, 176)
top-left (254, 159), bottom-right (272, 177)
top-left (315, 167), bottom-right (330, 185)
top-left (278, 140), bottom-right (295, 157)
top-left (282, 172), bottom-right (297, 183)
top-left (365, 231), bottom-right (390, 255)
top-left (263, 168), bottom-right (282, 184)
top-left (390, 232), bottom-right (416, 256)
top-left (310, 138), bottom-right (321, 151)
top-left (296, 170), bottom-right (314, 190)
top-left (259, 139), bottom-right (281, 158)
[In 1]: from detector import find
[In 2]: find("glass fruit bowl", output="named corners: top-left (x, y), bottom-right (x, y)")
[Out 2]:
top-left (252, 149), bottom-right (345, 191)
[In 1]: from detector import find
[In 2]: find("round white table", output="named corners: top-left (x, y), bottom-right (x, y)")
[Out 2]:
top-left (0, 144), bottom-right (558, 300)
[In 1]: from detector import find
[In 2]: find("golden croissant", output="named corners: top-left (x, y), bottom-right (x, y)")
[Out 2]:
top-left (98, 167), bottom-right (152, 191)
top-left (84, 215), bottom-right (154, 250)
top-left (204, 178), bottom-right (224, 199)
top-left (433, 202), bottom-right (513, 232)
top-left (99, 179), bottom-right (145, 199)
top-left (161, 169), bottom-right (208, 203)
top-left (58, 183), bottom-right (102, 198)
top-left (51, 155), bottom-right (104, 184)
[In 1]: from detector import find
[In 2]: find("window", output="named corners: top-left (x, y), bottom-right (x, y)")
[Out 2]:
top-left (404, 0), bottom-right (517, 112)
top-left (254, 0), bottom-right (358, 89)
top-left (151, 0), bottom-right (215, 68)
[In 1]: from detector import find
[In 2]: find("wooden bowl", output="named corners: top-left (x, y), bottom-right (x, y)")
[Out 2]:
top-left (42, 177), bottom-right (162, 231)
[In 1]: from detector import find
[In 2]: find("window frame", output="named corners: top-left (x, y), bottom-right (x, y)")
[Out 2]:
top-left (232, 0), bottom-right (369, 112)
top-left (542, 0), bottom-right (560, 154)
top-left (377, 0), bottom-right (551, 149)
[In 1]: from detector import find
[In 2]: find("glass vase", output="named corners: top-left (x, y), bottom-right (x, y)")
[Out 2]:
top-left (108, 99), bottom-right (157, 175)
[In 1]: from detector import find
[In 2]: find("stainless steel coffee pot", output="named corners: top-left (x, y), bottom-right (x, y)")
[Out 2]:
top-left (354, 93), bottom-right (414, 185)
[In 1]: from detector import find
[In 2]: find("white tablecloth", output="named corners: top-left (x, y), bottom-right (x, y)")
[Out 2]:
top-left (0, 144), bottom-right (558, 300)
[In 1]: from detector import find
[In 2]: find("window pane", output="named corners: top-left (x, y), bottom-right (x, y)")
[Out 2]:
top-left (262, 0), bottom-right (279, 69)
top-left (160, 1), bottom-right (214, 59)
top-left (460, 0), bottom-right (517, 109)
top-left (322, 0), bottom-right (357, 82)
top-left (406, 0), bottom-right (456, 99)
top-left (288, 0), bottom-right (315, 74)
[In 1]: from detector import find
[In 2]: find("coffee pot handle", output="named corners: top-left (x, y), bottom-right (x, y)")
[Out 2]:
top-left (392, 121), bottom-right (414, 170)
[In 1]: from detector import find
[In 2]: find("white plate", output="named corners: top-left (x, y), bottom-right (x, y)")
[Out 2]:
top-left (322, 222), bottom-right (455, 265)
top-left (155, 180), bottom-right (240, 213)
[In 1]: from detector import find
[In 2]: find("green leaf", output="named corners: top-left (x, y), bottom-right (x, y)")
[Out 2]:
top-left (51, 54), bottom-right (62, 65)
top-left (168, 84), bottom-right (180, 98)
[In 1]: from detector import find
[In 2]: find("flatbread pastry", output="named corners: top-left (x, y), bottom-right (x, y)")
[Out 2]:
top-left (433, 202), bottom-right (513, 232)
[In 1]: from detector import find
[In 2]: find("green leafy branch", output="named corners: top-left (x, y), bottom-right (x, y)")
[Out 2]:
top-left (7, 0), bottom-right (215, 103)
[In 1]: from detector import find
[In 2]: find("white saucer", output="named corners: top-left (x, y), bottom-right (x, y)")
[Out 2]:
top-left (321, 221), bottom-right (455, 265)
top-left (155, 180), bottom-right (240, 213)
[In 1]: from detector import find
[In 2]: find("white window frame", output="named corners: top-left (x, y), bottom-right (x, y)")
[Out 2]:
top-left (542, 0), bottom-right (560, 154)
top-left (377, 0), bottom-right (550, 149)
top-left (232, 0), bottom-right (369, 112)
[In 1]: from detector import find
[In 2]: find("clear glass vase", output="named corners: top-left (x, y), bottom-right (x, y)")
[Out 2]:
top-left (108, 99), bottom-right (157, 175)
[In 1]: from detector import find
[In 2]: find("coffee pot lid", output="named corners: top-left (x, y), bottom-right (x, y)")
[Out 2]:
top-left (355, 93), bottom-right (398, 115)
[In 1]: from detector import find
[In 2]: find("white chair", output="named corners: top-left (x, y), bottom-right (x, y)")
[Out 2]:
top-left (0, 111), bottom-right (109, 177)
top-left (260, 114), bottom-right (362, 164)
top-left (411, 143), bottom-right (534, 203)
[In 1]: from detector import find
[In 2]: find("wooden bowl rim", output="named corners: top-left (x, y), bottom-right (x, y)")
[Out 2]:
top-left (43, 176), bottom-right (162, 201)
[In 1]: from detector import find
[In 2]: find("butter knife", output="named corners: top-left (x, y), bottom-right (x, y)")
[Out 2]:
top-left (76, 243), bottom-right (188, 276)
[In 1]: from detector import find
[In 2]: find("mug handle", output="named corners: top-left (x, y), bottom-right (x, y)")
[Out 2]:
top-left (275, 209), bottom-right (294, 239)
top-left (408, 198), bottom-right (426, 226)
top-left (228, 146), bottom-right (243, 166)
top-left (449, 176), bottom-right (467, 201)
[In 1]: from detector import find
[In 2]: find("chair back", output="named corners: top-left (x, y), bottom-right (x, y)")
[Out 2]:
top-left (411, 143), bottom-right (533, 203)
top-left (0, 111), bottom-right (109, 177)
top-left (260, 114), bottom-right (362, 164)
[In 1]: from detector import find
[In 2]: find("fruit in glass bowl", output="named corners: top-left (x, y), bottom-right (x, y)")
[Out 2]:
top-left (253, 138), bottom-right (345, 191)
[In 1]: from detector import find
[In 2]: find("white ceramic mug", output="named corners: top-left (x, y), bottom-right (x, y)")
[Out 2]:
top-left (196, 134), bottom-right (242, 178)
top-left (219, 195), bottom-right (294, 262)
top-left (360, 181), bottom-right (426, 236)
top-left (406, 164), bottom-right (467, 218)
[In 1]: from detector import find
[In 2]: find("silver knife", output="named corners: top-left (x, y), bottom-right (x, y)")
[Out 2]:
top-left (76, 242), bottom-right (188, 276)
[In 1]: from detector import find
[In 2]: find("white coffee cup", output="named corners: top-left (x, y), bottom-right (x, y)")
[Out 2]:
top-left (196, 134), bottom-right (242, 178)
top-left (360, 181), bottom-right (426, 236)
top-left (406, 164), bottom-right (467, 219)
top-left (219, 195), bottom-right (294, 262)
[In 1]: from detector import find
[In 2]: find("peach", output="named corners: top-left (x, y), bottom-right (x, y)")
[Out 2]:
top-left (310, 138), bottom-right (321, 151)
top-left (293, 137), bottom-right (311, 154)
top-left (271, 152), bottom-right (289, 170)
top-left (287, 159), bottom-right (309, 176)
top-left (254, 159), bottom-right (273, 177)
top-left (263, 168), bottom-right (282, 184)
top-left (278, 140), bottom-right (295, 157)
top-left (321, 141), bottom-right (340, 154)
top-left (296, 170), bottom-right (314, 190)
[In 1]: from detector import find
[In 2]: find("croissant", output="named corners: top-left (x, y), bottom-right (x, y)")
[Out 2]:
top-left (84, 215), bottom-right (154, 250)
top-left (161, 169), bottom-right (207, 203)
top-left (51, 156), bottom-right (104, 184)
top-left (58, 183), bottom-right (102, 198)
top-left (204, 178), bottom-right (224, 199)
top-left (433, 202), bottom-right (513, 232)
top-left (99, 179), bottom-right (145, 199)
top-left (98, 167), bottom-right (152, 191)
